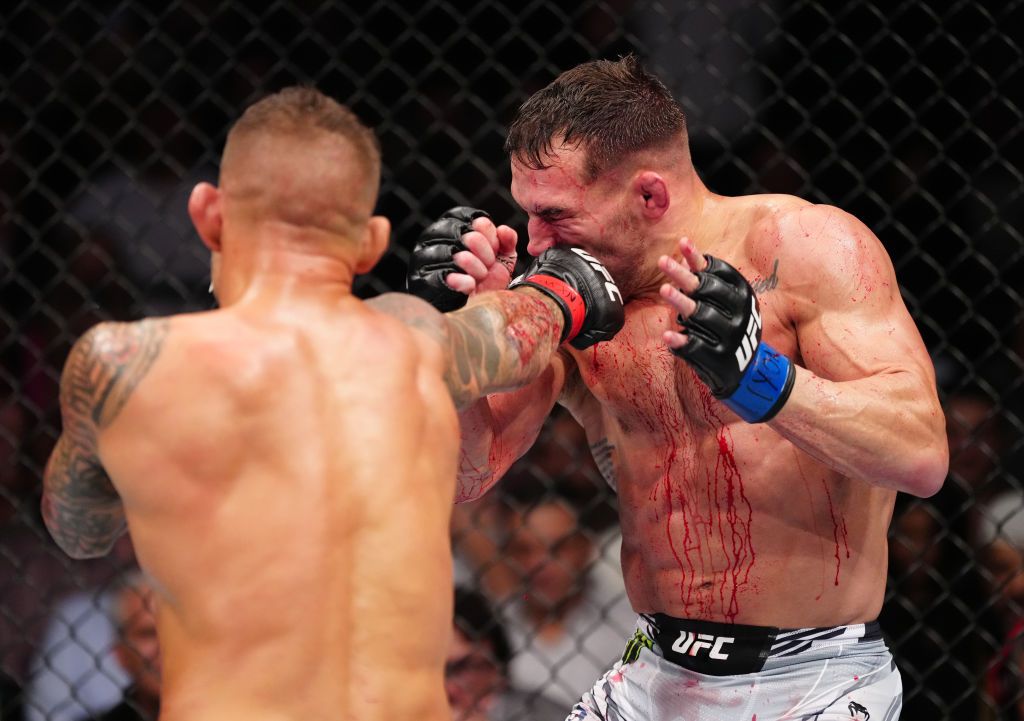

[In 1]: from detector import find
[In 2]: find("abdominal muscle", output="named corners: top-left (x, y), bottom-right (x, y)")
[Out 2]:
top-left (573, 305), bottom-right (894, 629)
top-left (611, 425), bottom-right (893, 628)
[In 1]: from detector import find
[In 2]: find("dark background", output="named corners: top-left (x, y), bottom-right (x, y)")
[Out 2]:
top-left (2, 1), bottom-right (1022, 719)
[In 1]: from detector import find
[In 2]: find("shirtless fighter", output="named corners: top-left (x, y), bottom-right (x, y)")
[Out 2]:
top-left (407, 57), bottom-right (949, 719)
top-left (41, 87), bottom-right (624, 721)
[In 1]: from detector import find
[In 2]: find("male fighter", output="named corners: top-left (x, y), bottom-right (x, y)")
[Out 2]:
top-left (41, 87), bottom-right (624, 721)
top-left (407, 57), bottom-right (949, 719)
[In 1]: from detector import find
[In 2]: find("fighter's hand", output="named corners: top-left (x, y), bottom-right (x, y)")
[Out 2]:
top-left (406, 207), bottom-right (518, 312)
top-left (658, 237), bottom-right (794, 423)
top-left (510, 247), bottom-right (624, 349)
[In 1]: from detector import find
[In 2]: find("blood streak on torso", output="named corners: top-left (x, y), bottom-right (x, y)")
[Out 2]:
top-left (572, 298), bottom-right (756, 622)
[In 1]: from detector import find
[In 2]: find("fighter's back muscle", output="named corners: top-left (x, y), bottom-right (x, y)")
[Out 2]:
top-left (95, 306), bottom-right (457, 704)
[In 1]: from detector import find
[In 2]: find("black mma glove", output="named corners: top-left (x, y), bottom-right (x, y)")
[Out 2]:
top-left (672, 255), bottom-right (795, 423)
top-left (509, 247), bottom-right (624, 350)
top-left (406, 206), bottom-right (490, 312)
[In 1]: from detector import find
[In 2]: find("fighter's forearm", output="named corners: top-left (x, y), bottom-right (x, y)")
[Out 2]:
top-left (454, 363), bottom-right (565, 502)
top-left (455, 399), bottom-right (505, 502)
top-left (445, 288), bottom-right (564, 408)
top-left (42, 434), bottom-right (127, 559)
top-left (769, 366), bottom-right (948, 496)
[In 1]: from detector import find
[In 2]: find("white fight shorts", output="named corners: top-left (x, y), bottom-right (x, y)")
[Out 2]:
top-left (567, 614), bottom-right (902, 721)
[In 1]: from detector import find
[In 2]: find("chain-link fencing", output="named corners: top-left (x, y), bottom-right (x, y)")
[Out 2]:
top-left (2, 1), bottom-right (1022, 720)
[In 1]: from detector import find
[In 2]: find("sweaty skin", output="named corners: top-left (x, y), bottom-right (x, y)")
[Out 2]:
top-left (455, 147), bottom-right (947, 628)
top-left (42, 287), bottom-right (564, 721)
top-left (42, 287), bottom-right (563, 721)
top-left (41, 95), bottom-right (569, 721)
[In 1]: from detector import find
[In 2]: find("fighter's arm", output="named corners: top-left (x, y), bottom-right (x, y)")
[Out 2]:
top-left (405, 207), bottom-right (621, 500)
top-left (775, 209), bottom-right (947, 494)
top-left (453, 351), bottom-right (581, 501)
top-left (42, 319), bottom-right (169, 558)
top-left (662, 205), bottom-right (947, 496)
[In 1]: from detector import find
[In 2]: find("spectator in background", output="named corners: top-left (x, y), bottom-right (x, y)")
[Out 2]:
top-left (447, 588), bottom-right (563, 721)
top-left (451, 411), bottom-right (631, 708)
top-left (946, 390), bottom-right (1013, 521)
top-left (499, 490), bottom-right (632, 707)
top-left (976, 494), bottom-right (1024, 637)
top-left (977, 492), bottom-right (1024, 720)
top-left (25, 571), bottom-right (156, 721)
top-left (880, 500), bottom-right (984, 719)
top-left (89, 576), bottom-right (159, 721)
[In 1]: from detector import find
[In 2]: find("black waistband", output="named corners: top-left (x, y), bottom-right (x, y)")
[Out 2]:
top-left (639, 614), bottom-right (882, 676)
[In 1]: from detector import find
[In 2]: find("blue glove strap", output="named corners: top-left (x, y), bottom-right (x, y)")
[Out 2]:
top-left (721, 342), bottom-right (795, 423)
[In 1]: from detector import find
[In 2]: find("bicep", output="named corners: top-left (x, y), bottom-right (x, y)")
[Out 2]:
top-left (798, 285), bottom-right (934, 384)
top-left (42, 434), bottom-right (124, 558)
top-left (454, 352), bottom-right (571, 501)
top-left (42, 322), bottom-right (140, 557)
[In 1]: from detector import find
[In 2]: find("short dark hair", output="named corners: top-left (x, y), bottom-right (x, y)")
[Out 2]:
top-left (505, 55), bottom-right (687, 180)
top-left (227, 86), bottom-right (381, 185)
top-left (453, 587), bottom-right (512, 670)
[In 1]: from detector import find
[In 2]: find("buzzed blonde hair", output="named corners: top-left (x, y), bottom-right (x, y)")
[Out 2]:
top-left (227, 86), bottom-right (380, 185)
top-left (220, 87), bottom-right (381, 232)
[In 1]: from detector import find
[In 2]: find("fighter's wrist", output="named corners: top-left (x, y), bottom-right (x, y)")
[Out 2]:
top-left (511, 276), bottom-right (582, 344)
top-left (719, 342), bottom-right (795, 423)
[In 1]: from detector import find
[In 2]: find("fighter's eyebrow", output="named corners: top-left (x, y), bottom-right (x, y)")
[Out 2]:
top-left (535, 206), bottom-right (569, 221)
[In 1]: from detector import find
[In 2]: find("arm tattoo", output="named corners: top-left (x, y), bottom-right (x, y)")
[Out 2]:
top-left (43, 319), bottom-right (170, 558)
top-left (369, 290), bottom-right (563, 408)
top-left (444, 291), bottom-right (563, 407)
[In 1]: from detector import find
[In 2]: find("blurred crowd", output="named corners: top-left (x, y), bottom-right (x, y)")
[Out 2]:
top-left (2, 1), bottom-right (1021, 721)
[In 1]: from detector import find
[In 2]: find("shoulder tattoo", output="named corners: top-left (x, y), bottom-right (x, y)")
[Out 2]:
top-left (62, 318), bottom-right (171, 430)
top-left (44, 319), bottom-right (169, 556)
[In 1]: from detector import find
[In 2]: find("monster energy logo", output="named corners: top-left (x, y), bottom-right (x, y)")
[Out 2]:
top-left (621, 629), bottom-right (654, 664)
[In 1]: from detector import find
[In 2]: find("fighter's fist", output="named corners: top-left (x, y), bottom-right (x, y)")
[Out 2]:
top-left (510, 247), bottom-right (624, 350)
top-left (659, 239), bottom-right (794, 423)
top-left (406, 207), bottom-right (518, 312)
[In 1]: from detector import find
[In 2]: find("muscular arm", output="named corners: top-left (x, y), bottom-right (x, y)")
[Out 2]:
top-left (769, 206), bottom-right (948, 496)
top-left (42, 319), bottom-right (169, 558)
top-left (454, 355), bottom-right (575, 501)
top-left (373, 289), bottom-right (576, 501)
top-left (442, 288), bottom-right (567, 406)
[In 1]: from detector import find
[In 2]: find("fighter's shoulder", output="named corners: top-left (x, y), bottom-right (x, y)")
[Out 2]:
top-left (62, 317), bottom-right (173, 428)
top-left (749, 197), bottom-right (877, 257)
top-left (744, 198), bottom-right (888, 279)
top-left (68, 317), bottom-right (172, 370)
top-left (365, 292), bottom-right (448, 347)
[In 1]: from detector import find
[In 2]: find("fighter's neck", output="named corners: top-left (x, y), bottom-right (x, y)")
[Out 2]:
top-left (628, 185), bottom-right (725, 300)
top-left (216, 246), bottom-right (358, 311)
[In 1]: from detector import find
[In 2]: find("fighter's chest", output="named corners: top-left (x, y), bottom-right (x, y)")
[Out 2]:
top-left (573, 296), bottom-right (793, 431)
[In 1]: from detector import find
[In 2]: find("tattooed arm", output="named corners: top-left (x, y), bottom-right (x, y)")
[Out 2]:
top-left (370, 288), bottom-right (566, 408)
top-left (42, 319), bottom-right (169, 558)
top-left (371, 289), bottom-right (572, 500)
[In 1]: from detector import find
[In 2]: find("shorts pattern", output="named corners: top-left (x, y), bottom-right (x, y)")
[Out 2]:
top-left (566, 617), bottom-right (902, 721)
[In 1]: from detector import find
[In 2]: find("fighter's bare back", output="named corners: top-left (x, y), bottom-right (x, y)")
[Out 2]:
top-left (81, 299), bottom-right (458, 721)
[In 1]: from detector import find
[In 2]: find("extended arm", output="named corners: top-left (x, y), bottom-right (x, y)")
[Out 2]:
top-left (42, 319), bottom-right (169, 558)
top-left (405, 207), bottom-right (623, 500)
top-left (661, 206), bottom-right (947, 496)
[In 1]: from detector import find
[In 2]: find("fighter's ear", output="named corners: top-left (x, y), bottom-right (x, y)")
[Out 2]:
top-left (188, 182), bottom-right (223, 252)
top-left (354, 215), bottom-right (391, 274)
top-left (635, 171), bottom-right (669, 220)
